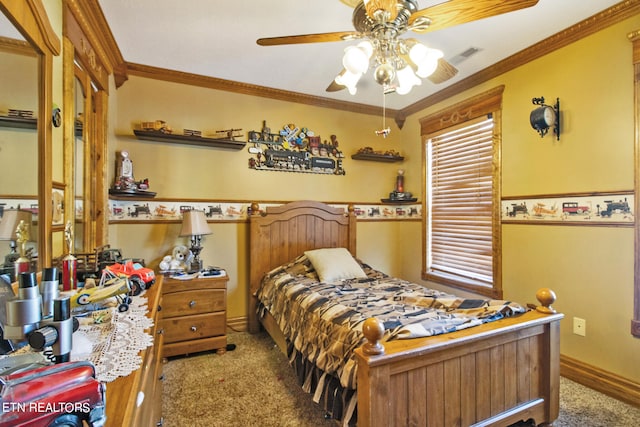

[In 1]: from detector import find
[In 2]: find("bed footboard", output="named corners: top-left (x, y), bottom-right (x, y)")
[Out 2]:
top-left (355, 290), bottom-right (563, 427)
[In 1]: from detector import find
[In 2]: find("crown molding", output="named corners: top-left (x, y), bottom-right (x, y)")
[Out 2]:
top-left (0, 35), bottom-right (37, 56)
top-left (0, 0), bottom-right (60, 55)
top-left (86, 0), bottom-right (638, 124)
top-left (399, 0), bottom-right (640, 120)
top-left (64, 0), bottom-right (129, 79)
top-left (125, 62), bottom-right (396, 119)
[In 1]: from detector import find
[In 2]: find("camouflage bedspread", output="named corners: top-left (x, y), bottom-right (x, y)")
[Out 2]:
top-left (256, 254), bottom-right (526, 390)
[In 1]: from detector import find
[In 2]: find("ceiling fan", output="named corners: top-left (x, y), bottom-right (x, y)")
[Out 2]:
top-left (257, 0), bottom-right (540, 95)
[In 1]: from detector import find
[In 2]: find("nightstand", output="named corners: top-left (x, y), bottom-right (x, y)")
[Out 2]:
top-left (159, 274), bottom-right (228, 358)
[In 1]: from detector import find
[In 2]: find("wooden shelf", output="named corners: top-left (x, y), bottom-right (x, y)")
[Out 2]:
top-left (0, 115), bottom-right (37, 130)
top-left (351, 153), bottom-right (404, 162)
top-left (381, 198), bottom-right (418, 204)
top-left (133, 129), bottom-right (246, 150)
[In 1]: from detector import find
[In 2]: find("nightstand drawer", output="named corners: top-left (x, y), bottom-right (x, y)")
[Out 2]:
top-left (161, 312), bottom-right (226, 343)
top-left (162, 289), bottom-right (225, 317)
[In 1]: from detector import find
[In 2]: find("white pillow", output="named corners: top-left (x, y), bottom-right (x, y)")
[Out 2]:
top-left (304, 247), bottom-right (367, 283)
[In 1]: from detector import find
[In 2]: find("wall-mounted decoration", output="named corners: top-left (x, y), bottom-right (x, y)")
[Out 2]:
top-left (502, 191), bottom-right (634, 226)
top-left (351, 146), bottom-right (404, 162)
top-left (381, 169), bottom-right (417, 203)
top-left (0, 198), bottom-right (38, 218)
top-left (133, 121), bottom-right (247, 150)
top-left (109, 150), bottom-right (156, 198)
top-left (247, 120), bottom-right (345, 175)
top-left (108, 198), bottom-right (421, 222)
top-left (109, 200), bottom-right (247, 222)
top-left (530, 97), bottom-right (560, 140)
top-left (52, 184), bottom-right (64, 226)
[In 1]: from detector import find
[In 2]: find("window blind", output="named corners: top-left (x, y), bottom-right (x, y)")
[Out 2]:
top-left (426, 117), bottom-right (494, 285)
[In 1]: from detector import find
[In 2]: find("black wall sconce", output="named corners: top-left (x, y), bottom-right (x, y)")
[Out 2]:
top-left (530, 97), bottom-right (560, 140)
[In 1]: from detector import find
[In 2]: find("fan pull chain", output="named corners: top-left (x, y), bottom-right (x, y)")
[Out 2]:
top-left (376, 88), bottom-right (391, 138)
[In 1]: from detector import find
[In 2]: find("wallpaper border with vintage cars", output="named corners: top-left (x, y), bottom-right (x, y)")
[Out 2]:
top-left (501, 190), bottom-right (634, 225)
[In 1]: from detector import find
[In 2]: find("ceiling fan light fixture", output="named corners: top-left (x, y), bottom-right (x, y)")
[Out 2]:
top-left (409, 43), bottom-right (443, 78)
top-left (395, 64), bottom-right (421, 95)
top-left (342, 44), bottom-right (372, 74)
top-left (335, 70), bottom-right (362, 95)
top-left (357, 40), bottom-right (374, 58)
top-left (374, 62), bottom-right (396, 86)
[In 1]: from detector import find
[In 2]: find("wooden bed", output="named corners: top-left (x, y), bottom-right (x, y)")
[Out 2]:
top-left (248, 200), bottom-right (563, 427)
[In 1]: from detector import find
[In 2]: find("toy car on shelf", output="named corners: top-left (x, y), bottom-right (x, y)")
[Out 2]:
top-left (0, 360), bottom-right (106, 427)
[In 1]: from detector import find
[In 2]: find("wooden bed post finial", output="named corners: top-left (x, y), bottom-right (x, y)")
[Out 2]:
top-left (250, 202), bottom-right (260, 216)
top-left (536, 288), bottom-right (557, 314)
top-left (362, 317), bottom-right (385, 355)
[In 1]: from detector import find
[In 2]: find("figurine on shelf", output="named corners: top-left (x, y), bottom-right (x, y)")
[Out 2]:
top-left (386, 169), bottom-right (416, 203)
top-left (110, 150), bottom-right (156, 197)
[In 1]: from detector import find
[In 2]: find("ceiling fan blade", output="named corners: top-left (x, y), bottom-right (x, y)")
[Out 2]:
top-left (257, 31), bottom-right (360, 46)
top-left (339, 0), bottom-right (360, 7)
top-left (409, 0), bottom-right (539, 33)
top-left (326, 70), bottom-right (347, 92)
top-left (428, 59), bottom-right (458, 84)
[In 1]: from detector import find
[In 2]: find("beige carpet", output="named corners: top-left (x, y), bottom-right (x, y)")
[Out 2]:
top-left (162, 331), bottom-right (640, 427)
top-left (162, 331), bottom-right (336, 427)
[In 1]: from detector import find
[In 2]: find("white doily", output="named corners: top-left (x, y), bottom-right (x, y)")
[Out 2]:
top-left (71, 294), bottom-right (154, 382)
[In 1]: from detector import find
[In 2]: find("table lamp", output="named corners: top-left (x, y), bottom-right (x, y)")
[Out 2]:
top-left (0, 209), bottom-right (33, 279)
top-left (179, 209), bottom-right (212, 272)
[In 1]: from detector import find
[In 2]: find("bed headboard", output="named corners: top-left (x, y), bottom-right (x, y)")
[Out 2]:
top-left (248, 200), bottom-right (356, 332)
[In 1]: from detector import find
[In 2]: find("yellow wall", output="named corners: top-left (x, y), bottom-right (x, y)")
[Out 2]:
top-left (398, 15), bottom-right (640, 382)
top-left (107, 14), bottom-right (640, 383)
top-left (0, 51), bottom-right (38, 195)
top-left (109, 76), bottom-right (408, 319)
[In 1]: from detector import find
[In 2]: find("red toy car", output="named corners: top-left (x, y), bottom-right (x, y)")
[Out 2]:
top-left (104, 260), bottom-right (155, 296)
top-left (0, 361), bottom-right (106, 426)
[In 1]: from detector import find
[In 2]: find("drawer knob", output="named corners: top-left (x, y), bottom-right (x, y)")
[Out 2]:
top-left (159, 374), bottom-right (165, 381)
top-left (189, 300), bottom-right (196, 308)
top-left (157, 328), bottom-right (164, 335)
top-left (157, 417), bottom-right (164, 427)
top-left (190, 326), bottom-right (197, 332)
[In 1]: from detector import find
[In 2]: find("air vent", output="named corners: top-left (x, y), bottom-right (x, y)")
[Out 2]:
top-left (450, 47), bottom-right (481, 65)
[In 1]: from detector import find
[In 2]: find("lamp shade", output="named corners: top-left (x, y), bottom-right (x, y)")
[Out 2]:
top-left (179, 210), bottom-right (212, 237)
top-left (0, 209), bottom-right (32, 241)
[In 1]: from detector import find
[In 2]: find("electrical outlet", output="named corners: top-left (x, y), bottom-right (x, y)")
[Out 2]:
top-left (573, 317), bottom-right (586, 336)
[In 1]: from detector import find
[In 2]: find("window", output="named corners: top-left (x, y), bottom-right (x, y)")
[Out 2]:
top-left (421, 86), bottom-right (503, 298)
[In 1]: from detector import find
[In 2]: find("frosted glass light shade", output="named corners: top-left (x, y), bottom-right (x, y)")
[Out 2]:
top-left (409, 43), bottom-right (443, 78)
top-left (335, 70), bottom-right (362, 95)
top-left (395, 65), bottom-right (421, 95)
top-left (343, 46), bottom-right (370, 75)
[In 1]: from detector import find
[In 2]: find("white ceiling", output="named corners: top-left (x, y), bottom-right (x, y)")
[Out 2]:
top-left (9, 1), bottom-right (625, 110)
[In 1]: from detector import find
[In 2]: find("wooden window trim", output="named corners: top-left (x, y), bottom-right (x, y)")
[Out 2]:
top-left (422, 86), bottom-right (504, 299)
top-left (629, 29), bottom-right (640, 338)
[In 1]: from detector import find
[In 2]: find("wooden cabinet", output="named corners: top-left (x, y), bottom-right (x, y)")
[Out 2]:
top-left (105, 278), bottom-right (164, 427)
top-left (160, 274), bottom-right (228, 358)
